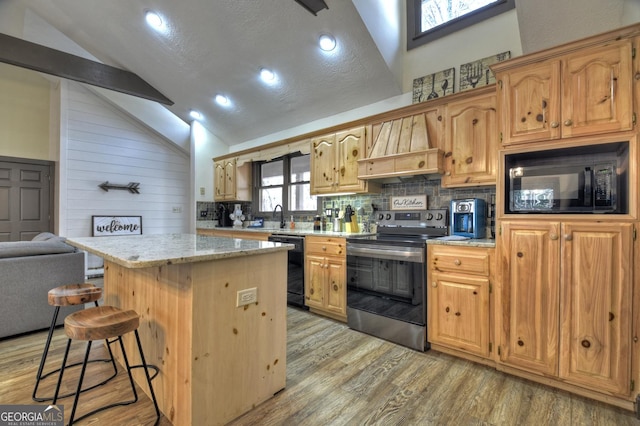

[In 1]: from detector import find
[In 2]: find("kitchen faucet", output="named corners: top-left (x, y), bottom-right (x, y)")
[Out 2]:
top-left (273, 204), bottom-right (285, 229)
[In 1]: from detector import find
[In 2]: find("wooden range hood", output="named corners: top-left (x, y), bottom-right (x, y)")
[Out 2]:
top-left (357, 111), bottom-right (444, 180)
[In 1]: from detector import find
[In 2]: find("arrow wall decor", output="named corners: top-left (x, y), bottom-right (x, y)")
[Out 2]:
top-left (99, 181), bottom-right (140, 194)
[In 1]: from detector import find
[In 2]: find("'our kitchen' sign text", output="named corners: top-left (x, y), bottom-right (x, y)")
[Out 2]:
top-left (391, 196), bottom-right (427, 210)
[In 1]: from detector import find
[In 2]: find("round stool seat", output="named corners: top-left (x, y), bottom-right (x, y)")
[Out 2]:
top-left (48, 284), bottom-right (102, 307)
top-left (65, 306), bottom-right (139, 341)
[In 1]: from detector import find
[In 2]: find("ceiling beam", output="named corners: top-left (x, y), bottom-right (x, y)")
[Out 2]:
top-left (0, 32), bottom-right (173, 105)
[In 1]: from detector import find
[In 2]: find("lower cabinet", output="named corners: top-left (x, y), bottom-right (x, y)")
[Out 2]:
top-left (305, 236), bottom-right (347, 322)
top-left (499, 220), bottom-right (634, 398)
top-left (427, 245), bottom-right (494, 360)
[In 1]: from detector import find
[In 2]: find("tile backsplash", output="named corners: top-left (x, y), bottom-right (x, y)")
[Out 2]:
top-left (197, 175), bottom-right (496, 237)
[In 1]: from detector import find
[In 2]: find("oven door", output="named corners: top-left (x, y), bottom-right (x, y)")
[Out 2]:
top-left (346, 242), bottom-right (426, 326)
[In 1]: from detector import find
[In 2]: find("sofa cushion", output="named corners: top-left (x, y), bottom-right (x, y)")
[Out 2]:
top-left (32, 232), bottom-right (66, 242)
top-left (0, 240), bottom-right (76, 259)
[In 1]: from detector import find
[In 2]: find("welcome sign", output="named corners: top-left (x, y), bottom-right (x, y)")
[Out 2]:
top-left (391, 195), bottom-right (427, 210)
top-left (92, 216), bottom-right (142, 236)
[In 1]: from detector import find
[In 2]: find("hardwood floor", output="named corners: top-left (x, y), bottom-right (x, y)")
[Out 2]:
top-left (1, 306), bottom-right (638, 425)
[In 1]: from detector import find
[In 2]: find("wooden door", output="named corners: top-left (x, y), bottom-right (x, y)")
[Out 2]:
top-left (497, 60), bottom-right (561, 145)
top-left (310, 134), bottom-right (335, 194)
top-left (559, 222), bottom-right (632, 395)
top-left (429, 272), bottom-right (489, 357)
top-left (335, 126), bottom-right (366, 193)
top-left (305, 255), bottom-right (325, 309)
top-left (0, 159), bottom-right (53, 241)
top-left (562, 40), bottom-right (633, 138)
top-left (442, 92), bottom-right (498, 187)
top-left (499, 221), bottom-right (560, 375)
top-left (325, 257), bottom-right (346, 316)
top-left (214, 161), bottom-right (225, 200)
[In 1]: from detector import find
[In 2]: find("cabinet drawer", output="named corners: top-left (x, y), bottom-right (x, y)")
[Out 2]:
top-left (430, 247), bottom-right (489, 276)
top-left (306, 237), bottom-right (346, 257)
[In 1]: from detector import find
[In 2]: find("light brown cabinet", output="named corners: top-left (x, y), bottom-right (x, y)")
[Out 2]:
top-left (428, 245), bottom-right (493, 360)
top-left (304, 236), bottom-right (347, 321)
top-left (498, 220), bottom-right (633, 396)
top-left (495, 39), bottom-right (633, 146)
top-left (442, 90), bottom-right (498, 187)
top-left (213, 158), bottom-right (251, 201)
top-left (311, 126), bottom-right (376, 195)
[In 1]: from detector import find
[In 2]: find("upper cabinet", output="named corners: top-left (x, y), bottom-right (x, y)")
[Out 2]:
top-left (442, 89), bottom-right (497, 187)
top-left (311, 126), bottom-right (378, 195)
top-left (495, 39), bottom-right (634, 146)
top-left (213, 158), bottom-right (251, 201)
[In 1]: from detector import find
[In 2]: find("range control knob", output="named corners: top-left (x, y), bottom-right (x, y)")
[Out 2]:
top-left (385, 213), bottom-right (392, 220)
top-left (427, 213), bottom-right (434, 220)
top-left (436, 213), bottom-right (443, 220)
top-left (378, 213), bottom-right (384, 220)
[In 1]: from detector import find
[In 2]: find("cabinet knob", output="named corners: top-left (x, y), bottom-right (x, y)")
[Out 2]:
top-left (564, 234), bottom-right (573, 241)
top-left (322, 246), bottom-right (327, 251)
top-left (550, 121), bottom-right (559, 128)
top-left (454, 259), bottom-right (461, 266)
top-left (549, 234), bottom-right (559, 240)
top-left (563, 119), bottom-right (573, 126)
top-left (517, 339), bottom-right (524, 347)
top-left (432, 281), bottom-right (437, 288)
top-left (310, 289), bottom-right (314, 295)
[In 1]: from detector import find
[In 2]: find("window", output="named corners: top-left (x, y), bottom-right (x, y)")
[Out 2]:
top-left (255, 153), bottom-right (317, 215)
top-left (407, 0), bottom-right (515, 49)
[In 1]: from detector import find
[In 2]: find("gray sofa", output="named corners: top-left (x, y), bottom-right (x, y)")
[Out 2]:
top-left (0, 233), bottom-right (85, 339)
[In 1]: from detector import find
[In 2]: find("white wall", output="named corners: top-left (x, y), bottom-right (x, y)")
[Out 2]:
top-left (59, 81), bottom-right (190, 241)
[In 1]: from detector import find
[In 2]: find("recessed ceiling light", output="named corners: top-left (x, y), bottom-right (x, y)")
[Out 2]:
top-left (260, 68), bottom-right (276, 83)
top-left (215, 94), bottom-right (230, 106)
top-left (189, 110), bottom-right (202, 120)
top-left (145, 10), bottom-right (164, 30)
top-left (319, 34), bottom-right (336, 51)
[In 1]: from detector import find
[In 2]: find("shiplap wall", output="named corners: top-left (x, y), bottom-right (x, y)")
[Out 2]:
top-left (62, 83), bottom-right (189, 264)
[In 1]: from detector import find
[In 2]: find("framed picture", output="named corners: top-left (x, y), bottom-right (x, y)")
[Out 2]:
top-left (92, 216), bottom-right (142, 236)
top-left (459, 51), bottom-right (511, 92)
top-left (412, 67), bottom-right (455, 104)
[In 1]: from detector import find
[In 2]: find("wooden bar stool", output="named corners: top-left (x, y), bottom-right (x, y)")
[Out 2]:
top-left (52, 306), bottom-right (160, 425)
top-left (33, 283), bottom-right (118, 402)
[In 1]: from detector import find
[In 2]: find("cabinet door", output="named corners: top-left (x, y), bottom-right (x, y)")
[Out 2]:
top-left (325, 257), bottom-right (346, 316)
top-left (559, 222), bottom-right (632, 395)
top-left (335, 127), bottom-right (366, 192)
top-left (499, 221), bottom-right (560, 375)
top-left (223, 160), bottom-right (236, 199)
top-left (310, 134), bottom-right (336, 194)
top-left (562, 40), bottom-right (633, 138)
top-left (429, 272), bottom-right (489, 357)
top-left (214, 161), bottom-right (226, 199)
top-left (442, 92), bottom-right (498, 187)
top-left (305, 255), bottom-right (325, 309)
top-left (497, 61), bottom-right (561, 145)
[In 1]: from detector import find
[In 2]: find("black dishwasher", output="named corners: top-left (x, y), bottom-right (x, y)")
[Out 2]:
top-left (267, 234), bottom-right (307, 309)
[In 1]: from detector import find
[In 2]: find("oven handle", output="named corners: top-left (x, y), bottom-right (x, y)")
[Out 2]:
top-left (347, 244), bottom-right (424, 263)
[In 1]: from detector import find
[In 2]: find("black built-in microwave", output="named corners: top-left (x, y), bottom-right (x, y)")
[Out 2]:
top-left (505, 142), bottom-right (628, 214)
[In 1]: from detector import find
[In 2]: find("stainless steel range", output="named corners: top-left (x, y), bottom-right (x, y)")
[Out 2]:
top-left (346, 208), bottom-right (448, 351)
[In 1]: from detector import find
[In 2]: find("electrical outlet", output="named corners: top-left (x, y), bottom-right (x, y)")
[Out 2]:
top-left (236, 287), bottom-right (257, 307)
top-left (200, 187), bottom-right (205, 195)
top-left (200, 210), bottom-right (208, 217)
top-left (172, 206), bottom-right (182, 213)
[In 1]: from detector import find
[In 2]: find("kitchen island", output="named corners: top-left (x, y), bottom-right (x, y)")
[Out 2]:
top-left (66, 233), bottom-right (291, 426)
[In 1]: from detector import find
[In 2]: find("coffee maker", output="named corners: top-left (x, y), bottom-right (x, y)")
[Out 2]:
top-left (451, 198), bottom-right (486, 239)
top-left (217, 204), bottom-right (233, 227)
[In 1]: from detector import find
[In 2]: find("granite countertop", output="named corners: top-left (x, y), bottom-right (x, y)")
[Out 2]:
top-left (196, 220), bottom-right (375, 238)
top-left (66, 233), bottom-right (293, 269)
top-left (426, 238), bottom-right (496, 248)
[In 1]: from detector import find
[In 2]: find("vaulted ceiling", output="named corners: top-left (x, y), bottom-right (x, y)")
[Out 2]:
top-left (14, 0), bottom-right (400, 146)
